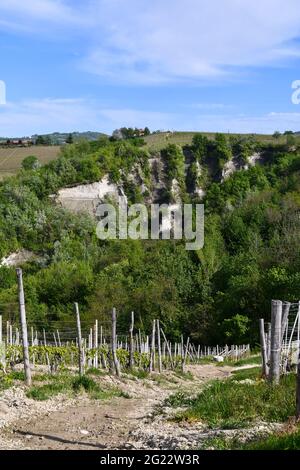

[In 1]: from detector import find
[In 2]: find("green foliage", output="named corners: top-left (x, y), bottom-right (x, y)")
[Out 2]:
top-left (243, 426), bottom-right (300, 450)
top-left (0, 135), bottom-right (299, 347)
top-left (221, 314), bottom-right (250, 344)
top-left (162, 144), bottom-right (186, 199)
top-left (174, 373), bottom-right (296, 428)
top-left (27, 382), bottom-right (68, 401)
top-left (72, 375), bottom-right (98, 393)
top-left (22, 155), bottom-right (41, 171)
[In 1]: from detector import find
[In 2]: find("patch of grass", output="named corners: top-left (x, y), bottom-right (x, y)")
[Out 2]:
top-left (196, 356), bottom-right (214, 365)
top-left (27, 372), bottom-right (129, 402)
top-left (90, 386), bottom-right (131, 401)
top-left (150, 374), bottom-right (170, 385)
top-left (127, 368), bottom-right (149, 379)
top-left (72, 375), bottom-right (98, 393)
top-left (244, 426), bottom-right (300, 450)
top-left (0, 375), bottom-right (13, 391)
top-left (72, 375), bottom-right (130, 401)
top-left (231, 367), bottom-right (262, 381)
top-left (164, 391), bottom-right (193, 408)
top-left (232, 355), bottom-right (261, 367)
top-left (32, 373), bottom-right (53, 382)
top-left (174, 370), bottom-right (194, 381)
top-left (86, 367), bottom-right (106, 376)
top-left (8, 371), bottom-right (25, 381)
top-left (201, 437), bottom-right (234, 450)
top-left (174, 373), bottom-right (296, 428)
top-left (201, 425), bottom-right (300, 450)
top-left (26, 382), bottom-right (68, 401)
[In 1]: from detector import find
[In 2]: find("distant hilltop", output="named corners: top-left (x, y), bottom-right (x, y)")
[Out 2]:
top-left (0, 131), bottom-right (107, 147)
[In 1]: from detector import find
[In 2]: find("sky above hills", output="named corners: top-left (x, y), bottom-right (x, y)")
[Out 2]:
top-left (1, 0), bottom-right (300, 136)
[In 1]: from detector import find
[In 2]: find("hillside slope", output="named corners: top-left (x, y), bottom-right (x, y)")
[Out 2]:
top-left (0, 133), bottom-right (299, 345)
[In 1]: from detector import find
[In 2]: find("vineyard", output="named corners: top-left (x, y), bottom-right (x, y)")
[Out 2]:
top-left (0, 146), bottom-right (60, 179)
top-left (0, 270), bottom-right (250, 382)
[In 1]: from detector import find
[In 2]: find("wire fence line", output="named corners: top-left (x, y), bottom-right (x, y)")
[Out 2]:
top-left (0, 269), bottom-right (251, 384)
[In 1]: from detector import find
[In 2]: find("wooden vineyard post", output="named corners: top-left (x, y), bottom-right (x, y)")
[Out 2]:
top-left (149, 319), bottom-right (156, 372)
top-left (259, 319), bottom-right (269, 377)
top-left (57, 330), bottom-right (62, 348)
top-left (16, 268), bottom-right (32, 387)
top-left (112, 308), bottom-right (121, 377)
top-left (281, 302), bottom-right (290, 346)
top-left (182, 337), bottom-right (190, 372)
top-left (181, 335), bottom-right (184, 368)
top-left (94, 320), bottom-right (98, 368)
top-left (269, 300), bottom-right (282, 384)
top-left (43, 329), bottom-right (47, 346)
top-left (129, 311), bottom-right (134, 368)
top-left (74, 302), bottom-right (85, 376)
top-left (266, 322), bottom-right (271, 363)
top-left (156, 319), bottom-right (162, 373)
top-left (160, 328), bottom-right (174, 369)
top-left (296, 344), bottom-right (300, 420)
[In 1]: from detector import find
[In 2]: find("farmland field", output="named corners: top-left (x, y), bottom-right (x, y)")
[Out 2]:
top-left (0, 146), bottom-right (61, 180)
top-left (144, 131), bottom-right (299, 151)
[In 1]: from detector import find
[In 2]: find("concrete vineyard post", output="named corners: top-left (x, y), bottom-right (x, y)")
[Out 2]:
top-left (112, 308), bottom-right (121, 377)
top-left (269, 300), bottom-right (282, 384)
top-left (281, 302), bottom-right (290, 346)
top-left (149, 319), bottom-right (156, 372)
top-left (156, 319), bottom-right (162, 373)
top-left (182, 337), bottom-right (190, 372)
top-left (94, 320), bottom-right (98, 368)
top-left (74, 302), bottom-right (85, 376)
top-left (296, 345), bottom-right (300, 420)
top-left (259, 319), bottom-right (269, 377)
top-left (129, 311), bottom-right (134, 368)
top-left (16, 268), bottom-right (32, 387)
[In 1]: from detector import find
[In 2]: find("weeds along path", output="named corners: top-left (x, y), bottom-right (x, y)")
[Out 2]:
top-left (0, 365), bottom-right (231, 450)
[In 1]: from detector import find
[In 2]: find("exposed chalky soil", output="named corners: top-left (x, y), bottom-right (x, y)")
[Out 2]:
top-left (0, 365), bottom-right (277, 450)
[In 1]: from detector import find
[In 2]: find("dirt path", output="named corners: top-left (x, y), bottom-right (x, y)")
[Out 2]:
top-left (0, 365), bottom-right (232, 450)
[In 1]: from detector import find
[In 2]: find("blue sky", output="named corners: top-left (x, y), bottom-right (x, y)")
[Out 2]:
top-left (1, 0), bottom-right (300, 136)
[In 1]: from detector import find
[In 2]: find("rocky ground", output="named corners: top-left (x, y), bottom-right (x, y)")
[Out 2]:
top-left (0, 364), bottom-right (281, 450)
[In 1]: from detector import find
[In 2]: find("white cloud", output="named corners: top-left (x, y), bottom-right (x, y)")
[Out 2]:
top-left (190, 103), bottom-right (232, 110)
top-left (84, 0), bottom-right (300, 83)
top-left (1, 1), bottom-right (300, 83)
top-left (0, 0), bottom-right (92, 33)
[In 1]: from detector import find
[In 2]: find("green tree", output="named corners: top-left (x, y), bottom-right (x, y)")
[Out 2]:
top-left (66, 133), bottom-right (74, 144)
top-left (273, 131), bottom-right (281, 139)
top-left (21, 155), bottom-right (41, 171)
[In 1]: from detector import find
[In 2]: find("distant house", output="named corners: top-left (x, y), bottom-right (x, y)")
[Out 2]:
top-left (2, 139), bottom-right (33, 147)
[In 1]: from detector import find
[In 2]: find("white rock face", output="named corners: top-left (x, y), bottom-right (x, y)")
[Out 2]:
top-left (222, 160), bottom-right (236, 180)
top-left (171, 178), bottom-right (181, 203)
top-left (159, 203), bottom-right (182, 236)
top-left (196, 187), bottom-right (206, 199)
top-left (56, 175), bottom-right (125, 216)
top-left (247, 152), bottom-right (262, 167)
top-left (0, 250), bottom-right (35, 267)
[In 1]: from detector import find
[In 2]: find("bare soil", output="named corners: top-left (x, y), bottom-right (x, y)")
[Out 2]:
top-left (0, 364), bottom-right (279, 450)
